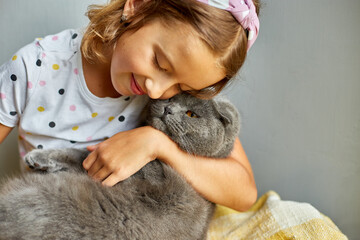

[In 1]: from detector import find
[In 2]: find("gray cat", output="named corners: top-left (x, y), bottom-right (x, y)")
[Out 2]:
top-left (0, 93), bottom-right (240, 240)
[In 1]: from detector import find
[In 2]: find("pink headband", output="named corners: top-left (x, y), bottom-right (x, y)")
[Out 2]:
top-left (197, 0), bottom-right (260, 51)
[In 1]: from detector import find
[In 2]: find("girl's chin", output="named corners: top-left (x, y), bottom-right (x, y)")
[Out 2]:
top-left (112, 85), bottom-right (128, 97)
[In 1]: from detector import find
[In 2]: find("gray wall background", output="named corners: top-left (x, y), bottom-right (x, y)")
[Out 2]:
top-left (0, 0), bottom-right (359, 239)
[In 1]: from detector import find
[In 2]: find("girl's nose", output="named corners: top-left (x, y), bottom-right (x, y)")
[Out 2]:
top-left (145, 78), bottom-right (180, 99)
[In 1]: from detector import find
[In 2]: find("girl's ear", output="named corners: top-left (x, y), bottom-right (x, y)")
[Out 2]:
top-left (123, 0), bottom-right (149, 17)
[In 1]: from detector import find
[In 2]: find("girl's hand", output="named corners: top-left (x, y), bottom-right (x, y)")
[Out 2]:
top-left (83, 126), bottom-right (164, 187)
top-left (0, 123), bottom-right (13, 144)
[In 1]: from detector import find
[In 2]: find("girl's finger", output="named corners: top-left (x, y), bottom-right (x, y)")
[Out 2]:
top-left (102, 174), bottom-right (122, 187)
top-left (92, 167), bottom-right (112, 182)
top-left (86, 145), bottom-right (98, 152)
top-left (82, 151), bottom-right (97, 170)
top-left (87, 158), bottom-right (103, 177)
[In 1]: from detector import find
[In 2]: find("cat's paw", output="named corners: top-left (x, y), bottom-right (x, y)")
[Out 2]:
top-left (24, 149), bottom-right (65, 173)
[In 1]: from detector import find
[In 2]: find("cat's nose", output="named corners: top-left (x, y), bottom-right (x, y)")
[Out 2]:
top-left (164, 106), bottom-right (173, 115)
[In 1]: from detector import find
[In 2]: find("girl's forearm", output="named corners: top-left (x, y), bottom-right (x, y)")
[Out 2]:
top-left (0, 123), bottom-right (13, 144)
top-left (156, 132), bottom-right (257, 212)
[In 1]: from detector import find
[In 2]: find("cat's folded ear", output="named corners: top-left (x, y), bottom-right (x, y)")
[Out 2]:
top-left (213, 98), bottom-right (241, 136)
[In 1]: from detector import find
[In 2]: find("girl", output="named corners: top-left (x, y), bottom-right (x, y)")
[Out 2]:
top-left (0, 0), bottom-right (259, 212)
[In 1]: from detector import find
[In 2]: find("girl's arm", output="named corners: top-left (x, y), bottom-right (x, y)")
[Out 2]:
top-left (156, 130), bottom-right (257, 212)
top-left (83, 126), bottom-right (257, 212)
top-left (0, 123), bottom-right (13, 144)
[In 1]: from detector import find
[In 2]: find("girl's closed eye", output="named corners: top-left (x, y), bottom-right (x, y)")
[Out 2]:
top-left (152, 52), bottom-right (184, 93)
top-left (152, 54), bottom-right (167, 72)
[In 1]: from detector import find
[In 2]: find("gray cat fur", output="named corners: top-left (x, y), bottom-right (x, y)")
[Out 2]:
top-left (0, 93), bottom-right (240, 240)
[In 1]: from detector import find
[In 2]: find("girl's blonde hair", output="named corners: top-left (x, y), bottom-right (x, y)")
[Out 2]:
top-left (81, 0), bottom-right (260, 98)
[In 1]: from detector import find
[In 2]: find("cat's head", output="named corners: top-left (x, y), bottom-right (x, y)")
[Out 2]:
top-left (146, 93), bottom-right (240, 158)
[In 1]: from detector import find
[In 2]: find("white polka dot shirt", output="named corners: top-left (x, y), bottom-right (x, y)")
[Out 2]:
top-left (0, 29), bottom-right (149, 167)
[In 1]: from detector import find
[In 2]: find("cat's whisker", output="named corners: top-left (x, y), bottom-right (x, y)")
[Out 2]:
top-left (178, 135), bottom-right (197, 161)
top-left (173, 121), bottom-right (185, 133)
top-left (166, 120), bottom-right (194, 155)
top-left (168, 119), bottom-right (185, 136)
top-left (178, 136), bottom-right (192, 154)
top-left (179, 124), bottom-right (199, 156)
top-left (187, 125), bottom-right (199, 136)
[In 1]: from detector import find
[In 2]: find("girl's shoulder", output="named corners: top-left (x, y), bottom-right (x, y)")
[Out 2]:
top-left (36, 29), bottom-right (83, 54)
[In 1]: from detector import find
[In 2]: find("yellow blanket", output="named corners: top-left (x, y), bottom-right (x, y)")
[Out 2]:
top-left (207, 191), bottom-right (347, 240)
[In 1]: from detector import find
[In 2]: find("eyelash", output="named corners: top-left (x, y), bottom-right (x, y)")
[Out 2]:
top-left (152, 53), bottom-right (182, 92)
top-left (152, 54), bottom-right (167, 72)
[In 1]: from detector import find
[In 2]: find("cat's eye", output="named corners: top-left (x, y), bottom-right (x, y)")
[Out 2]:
top-left (186, 110), bottom-right (198, 118)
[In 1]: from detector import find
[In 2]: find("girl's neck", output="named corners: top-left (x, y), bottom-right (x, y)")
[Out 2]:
top-left (81, 54), bottom-right (121, 98)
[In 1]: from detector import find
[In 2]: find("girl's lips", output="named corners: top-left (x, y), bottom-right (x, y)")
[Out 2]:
top-left (130, 74), bottom-right (145, 95)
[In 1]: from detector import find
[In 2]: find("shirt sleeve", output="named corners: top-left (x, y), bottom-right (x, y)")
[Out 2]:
top-left (0, 40), bottom-right (42, 127)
